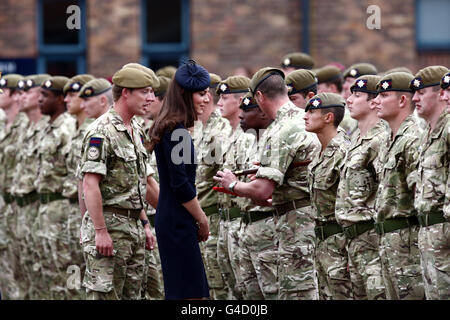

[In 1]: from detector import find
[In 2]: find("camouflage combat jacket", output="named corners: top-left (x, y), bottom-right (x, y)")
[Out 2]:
top-left (79, 108), bottom-right (148, 209)
top-left (335, 120), bottom-right (389, 227)
top-left (255, 101), bottom-right (319, 206)
top-left (375, 115), bottom-right (421, 222)
top-left (308, 128), bottom-right (350, 223)
top-left (415, 111), bottom-right (450, 220)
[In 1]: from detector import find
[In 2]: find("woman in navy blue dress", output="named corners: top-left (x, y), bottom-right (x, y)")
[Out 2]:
top-left (147, 61), bottom-right (211, 299)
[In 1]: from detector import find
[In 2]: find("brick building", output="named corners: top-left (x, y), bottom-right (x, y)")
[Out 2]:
top-left (0, 0), bottom-right (448, 78)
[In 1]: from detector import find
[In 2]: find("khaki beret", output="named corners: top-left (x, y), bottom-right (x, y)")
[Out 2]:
top-left (239, 92), bottom-right (259, 110)
top-left (377, 72), bottom-right (414, 93)
top-left (441, 71), bottom-right (450, 90)
top-left (281, 52), bottom-right (315, 70)
top-left (155, 65), bottom-right (177, 79)
top-left (343, 63), bottom-right (378, 79)
top-left (113, 67), bottom-right (159, 89)
top-left (79, 78), bottom-right (112, 98)
top-left (316, 66), bottom-right (342, 84)
top-left (41, 76), bottom-right (70, 92)
top-left (0, 74), bottom-right (23, 89)
top-left (350, 75), bottom-right (381, 94)
top-left (249, 67), bottom-right (285, 94)
top-left (209, 73), bottom-right (222, 89)
top-left (121, 63), bottom-right (160, 89)
top-left (383, 67), bottom-right (414, 76)
top-left (64, 74), bottom-right (95, 94)
top-left (25, 74), bottom-right (51, 90)
top-left (410, 66), bottom-right (449, 91)
top-left (285, 69), bottom-right (317, 95)
top-left (155, 76), bottom-right (171, 97)
top-left (305, 92), bottom-right (346, 112)
top-left (216, 75), bottom-right (251, 94)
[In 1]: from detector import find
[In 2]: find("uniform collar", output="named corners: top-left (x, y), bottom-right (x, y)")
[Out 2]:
top-left (430, 111), bottom-right (449, 139)
top-left (109, 108), bottom-right (128, 132)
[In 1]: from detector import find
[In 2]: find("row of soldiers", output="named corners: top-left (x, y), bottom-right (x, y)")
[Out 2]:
top-left (0, 51), bottom-right (448, 300)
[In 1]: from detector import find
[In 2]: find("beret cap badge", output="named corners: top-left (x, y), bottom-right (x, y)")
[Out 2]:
top-left (26, 79), bottom-right (34, 88)
top-left (283, 58), bottom-right (291, 66)
top-left (243, 97), bottom-right (250, 106)
top-left (84, 87), bottom-right (93, 96)
top-left (44, 80), bottom-right (52, 88)
top-left (71, 82), bottom-right (81, 91)
top-left (413, 78), bottom-right (422, 88)
top-left (17, 80), bottom-right (25, 88)
top-left (357, 79), bottom-right (367, 88)
top-left (444, 75), bottom-right (450, 84)
top-left (220, 83), bottom-right (228, 93)
top-left (0, 78), bottom-right (6, 86)
top-left (350, 69), bottom-right (358, 77)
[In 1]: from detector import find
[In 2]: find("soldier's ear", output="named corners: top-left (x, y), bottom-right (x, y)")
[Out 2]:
top-left (307, 91), bottom-right (315, 100)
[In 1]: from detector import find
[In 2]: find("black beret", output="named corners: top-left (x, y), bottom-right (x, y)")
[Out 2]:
top-left (175, 60), bottom-right (210, 91)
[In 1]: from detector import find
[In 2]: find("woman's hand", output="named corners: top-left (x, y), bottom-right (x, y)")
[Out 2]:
top-left (197, 214), bottom-right (209, 242)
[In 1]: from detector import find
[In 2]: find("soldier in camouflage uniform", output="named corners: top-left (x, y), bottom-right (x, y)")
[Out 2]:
top-left (33, 76), bottom-right (77, 299)
top-left (280, 52), bottom-right (315, 76)
top-left (373, 72), bottom-right (425, 300)
top-left (215, 75), bottom-right (255, 300)
top-left (336, 74), bottom-right (387, 300)
top-left (305, 93), bottom-right (352, 300)
top-left (193, 72), bottom-right (231, 300)
top-left (316, 66), bottom-right (343, 95)
top-left (60, 74), bottom-right (95, 299)
top-left (0, 74), bottom-right (29, 299)
top-left (441, 71), bottom-right (450, 112)
top-left (217, 67), bottom-right (320, 300)
top-left (235, 92), bottom-right (275, 299)
top-left (10, 74), bottom-right (50, 299)
top-left (411, 66), bottom-right (450, 300)
top-left (79, 66), bottom-right (158, 300)
top-left (341, 63), bottom-right (378, 139)
top-left (285, 69), bottom-right (317, 112)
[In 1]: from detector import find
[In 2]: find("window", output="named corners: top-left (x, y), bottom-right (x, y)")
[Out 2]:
top-left (141, 0), bottom-right (190, 70)
top-left (37, 0), bottom-right (86, 76)
top-left (416, 0), bottom-right (450, 50)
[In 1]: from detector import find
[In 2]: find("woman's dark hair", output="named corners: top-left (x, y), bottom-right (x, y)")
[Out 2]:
top-left (146, 79), bottom-right (198, 152)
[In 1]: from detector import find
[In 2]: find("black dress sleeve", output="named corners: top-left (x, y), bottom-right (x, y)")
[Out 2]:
top-left (161, 127), bottom-right (197, 204)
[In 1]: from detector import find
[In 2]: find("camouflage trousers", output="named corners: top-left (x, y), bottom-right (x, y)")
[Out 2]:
top-left (37, 199), bottom-right (81, 299)
top-left (315, 232), bottom-right (353, 300)
top-left (379, 225), bottom-right (425, 300)
top-left (239, 215), bottom-right (278, 300)
top-left (217, 217), bottom-right (244, 300)
top-left (418, 222), bottom-right (450, 300)
top-left (81, 211), bottom-right (146, 300)
top-left (200, 212), bottom-right (228, 300)
top-left (346, 229), bottom-right (386, 300)
top-left (276, 207), bottom-right (319, 300)
top-left (141, 225), bottom-right (164, 300)
top-left (0, 198), bottom-right (18, 300)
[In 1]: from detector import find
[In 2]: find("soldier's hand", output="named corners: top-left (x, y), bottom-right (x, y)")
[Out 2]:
top-left (144, 226), bottom-right (156, 250)
top-left (95, 229), bottom-right (114, 257)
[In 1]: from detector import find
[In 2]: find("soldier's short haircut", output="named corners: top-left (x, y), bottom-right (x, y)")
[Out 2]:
top-left (320, 106), bottom-right (345, 127)
top-left (257, 74), bottom-right (287, 99)
top-left (366, 92), bottom-right (378, 101)
top-left (299, 84), bottom-right (318, 97)
top-left (112, 84), bottom-right (133, 102)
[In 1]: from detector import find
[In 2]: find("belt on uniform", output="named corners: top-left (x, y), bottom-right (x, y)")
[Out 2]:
top-left (68, 197), bottom-right (78, 204)
top-left (375, 216), bottom-right (419, 235)
top-left (220, 207), bottom-right (241, 221)
top-left (39, 192), bottom-right (65, 204)
top-left (343, 220), bottom-right (374, 240)
top-left (418, 212), bottom-right (447, 228)
top-left (314, 222), bottom-right (344, 241)
top-left (274, 199), bottom-right (310, 216)
top-left (103, 206), bottom-right (142, 220)
top-left (17, 191), bottom-right (39, 207)
top-left (243, 210), bottom-right (275, 224)
top-left (203, 205), bottom-right (219, 216)
top-left (2, 192), bottom-right (14, 204)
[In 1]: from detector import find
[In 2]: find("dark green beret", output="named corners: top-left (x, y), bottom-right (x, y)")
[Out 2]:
top-left (350, 75), bottom-right (381, 94)
top-left (64, 74), bottom-right (95, 94)
top-left (285, 69), bottom-right (317, 95)
top-left (113, 66), bottom-right (160, 89)
top-left (441, 71), bottom-right (450, 89)
top-left (305, 92), bottom-right (346, 112)
top-left (41, 76), bottom-right (70, 92)
top-left (281, 52), bottom-right (315, 70)
top-left (249, 67), bottom-right (285, 94)
top-left (383, 67), bottom-right (414, 76)
top-left (377, 72), bottom-right (414, 93)
top-left (239, 92), bottom-right (259, 110)
top-left (216, 75), bottom-right (250, 94)
top-left (155, 76), bottom-right (171, 97)
top-left (79, 78), bottom-right (112, 98)
top-left (155, 65), bottom-right (177, 79)
top-left (209, 73), bottom-right (222, 89)
top-left (410, 66), bottom-right (449, 92)
top-left (0, 74), bottom-right (23, 89)
top-left (25, 74), bottom-right (51, 90)
top-left (316, 66), bottom-right (342, 84)
top-left (343, 63), bottom-right (377, 79)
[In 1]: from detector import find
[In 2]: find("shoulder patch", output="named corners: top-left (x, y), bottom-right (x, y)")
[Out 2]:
top-left (87, 137), bottom-right (103, 161)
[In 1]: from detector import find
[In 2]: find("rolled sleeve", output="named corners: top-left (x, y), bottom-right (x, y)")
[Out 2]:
top-left (255, 166), bottom-right (284, 185)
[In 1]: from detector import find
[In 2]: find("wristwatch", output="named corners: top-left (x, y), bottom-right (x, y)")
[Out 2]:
top-left (140, 219), bottom-right (149, 227)
top-left (228, 181), bottom-right (238, 192)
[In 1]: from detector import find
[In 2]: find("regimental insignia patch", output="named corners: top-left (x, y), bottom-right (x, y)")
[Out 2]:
top-left (87, 137), bottom-right (103, 161)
